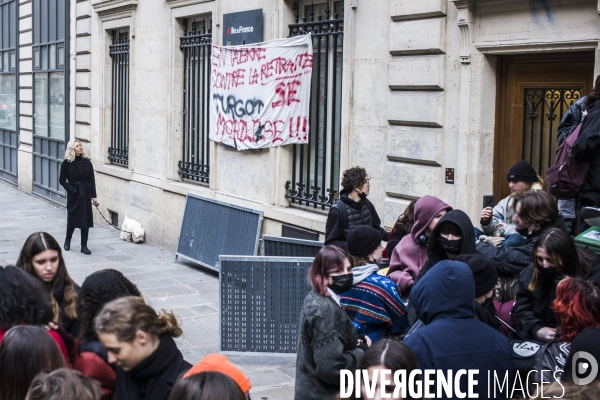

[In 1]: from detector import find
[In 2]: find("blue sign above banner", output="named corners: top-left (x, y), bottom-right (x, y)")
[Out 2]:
top-left (223, 9), bottom-right (263, 46)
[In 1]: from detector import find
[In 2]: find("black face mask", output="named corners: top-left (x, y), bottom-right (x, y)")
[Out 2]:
top-left (329, 273), bottom-right (353, 295)
top-left (438, 236), bottom-right (462, 254)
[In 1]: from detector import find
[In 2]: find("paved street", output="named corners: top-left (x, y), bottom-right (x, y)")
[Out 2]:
top-left (0, 180), bottom-right (295, 399)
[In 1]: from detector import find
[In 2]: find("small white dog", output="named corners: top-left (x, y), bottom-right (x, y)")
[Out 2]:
top-left (120, 213), bottom-right (146, 243)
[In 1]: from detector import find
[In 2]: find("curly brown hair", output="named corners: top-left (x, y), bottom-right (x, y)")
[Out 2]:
top-left (341, 167), bottom-right (368, 192)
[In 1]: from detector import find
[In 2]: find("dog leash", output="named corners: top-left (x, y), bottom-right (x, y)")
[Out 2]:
top-left (93, 204), bottom-right (133, 234)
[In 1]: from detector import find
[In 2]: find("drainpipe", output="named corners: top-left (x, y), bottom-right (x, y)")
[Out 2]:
top-left (70, 0), bottom-right (77, 141)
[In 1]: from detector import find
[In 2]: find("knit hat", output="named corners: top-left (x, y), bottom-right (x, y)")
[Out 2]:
top-left (454, 254), bottom-right (498, 297)
top-left (507, 160), bottom-right (538, 183)
top-left (346, 225), bottom-right (382, 258)
top-left (183, 353), bottom-right (251, 393)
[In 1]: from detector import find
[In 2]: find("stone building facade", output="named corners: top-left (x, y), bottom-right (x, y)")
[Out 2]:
top-left (6, 0), bottom-right (600, 251)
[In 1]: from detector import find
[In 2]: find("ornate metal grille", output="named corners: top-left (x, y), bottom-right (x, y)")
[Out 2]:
top-left (285, 2), bottom-right (344, 209)
top-left (523, 88), bottom-right (583, 178)
top-left (178, 25), bottom-right (211, 183)
top-left (108, 32), bottom-right (130, 166)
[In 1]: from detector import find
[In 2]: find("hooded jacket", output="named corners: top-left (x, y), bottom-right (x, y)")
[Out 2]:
top-left (404, 261), bottom-right (514, 399)
top-left (476, 215), bottom-right (566, 277)
top-left (572, 100), bottom-right (600, 207)
top-left (324, 190), bottom-right (388, 250)
top-left (340, 264), bottom-right (408, 342)
top-left (387, 196), bottom-right (452, 293)
top-left (416, 210), bottom-right (477, 281)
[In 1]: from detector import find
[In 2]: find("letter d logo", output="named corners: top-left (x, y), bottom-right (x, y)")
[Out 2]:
top-left (572, 351), bottom-right (598, 386)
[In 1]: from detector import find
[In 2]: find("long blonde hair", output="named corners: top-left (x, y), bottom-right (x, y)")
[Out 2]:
top-left (64, 140), bottom-right (89, 162)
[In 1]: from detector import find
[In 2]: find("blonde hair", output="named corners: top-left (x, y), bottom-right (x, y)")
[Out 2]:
top-left (95, 297), bottom-right (182, 342)
top-left (64, 140), bottom-right (88, 162)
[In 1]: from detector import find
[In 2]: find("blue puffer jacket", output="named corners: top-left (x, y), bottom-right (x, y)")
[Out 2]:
top-left (404, 260), bottom-right (514, 399)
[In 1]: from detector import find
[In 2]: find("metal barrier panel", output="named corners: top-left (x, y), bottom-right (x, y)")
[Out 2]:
top-left (220, 256), bottom-right (313, 354)
top-left (262, 235), bottom-right (323, 258)
top-left (176, 194), bottom-right (263, 271)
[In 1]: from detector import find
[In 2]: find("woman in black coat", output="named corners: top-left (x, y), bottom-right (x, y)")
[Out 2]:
top-left (59, 139), bottom-right (98, 255)
top-left (512, 228), bottom-right (600, 342)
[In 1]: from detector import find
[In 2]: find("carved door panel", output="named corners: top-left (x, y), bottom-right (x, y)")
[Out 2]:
top-left (495, 53), bottom-right (594, 201)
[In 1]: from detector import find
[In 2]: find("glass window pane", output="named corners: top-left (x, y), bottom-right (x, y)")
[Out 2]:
top-left (49, 44), bottom-right (56, 69)
top-left (0, 74), bottom-right (17, 131)
top-left (34, 73), bottom-right (49, 137)
top-left (34, 48), bottom-right (40, 69)
top-left (10, 51), bottom-right (15, 70)
top-left (49, 72), bottom-right (65, 139)
top-left (41, 46), bottom-right (48, 70)
top-left (3, 52), bottom-right (8, 72)
top-left (57, 46), bottom-right (64, 67)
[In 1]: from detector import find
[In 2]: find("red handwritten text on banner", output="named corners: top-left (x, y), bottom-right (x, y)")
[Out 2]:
top-left (210, 35), bottom-right (312, 150)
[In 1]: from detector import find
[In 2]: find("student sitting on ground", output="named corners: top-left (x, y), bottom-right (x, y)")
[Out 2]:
top-left (340, 226), bottom-right (409, 342)
top-left (26, 369), bottom-right (101, 400)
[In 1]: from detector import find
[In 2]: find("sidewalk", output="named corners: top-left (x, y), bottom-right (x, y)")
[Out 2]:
top-left (0, 180), bottom-right (295, 399)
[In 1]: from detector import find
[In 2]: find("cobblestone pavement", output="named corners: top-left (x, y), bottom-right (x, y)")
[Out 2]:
top-left (0, 180), bottom-right (295, 399)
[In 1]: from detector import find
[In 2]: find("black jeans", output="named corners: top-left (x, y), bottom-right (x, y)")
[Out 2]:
top-left (66, 227), bottom-right (89, 246)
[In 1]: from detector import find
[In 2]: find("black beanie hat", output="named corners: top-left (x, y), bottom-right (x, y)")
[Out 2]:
top-left (507, 160), bottom-right (538, 183)
top-left (454, 254), bottom-right (498, 297)
top-left (346, 225), bottom-right (382, 258)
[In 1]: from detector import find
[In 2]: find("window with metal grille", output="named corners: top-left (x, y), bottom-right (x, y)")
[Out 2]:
top-left (285, 1), bottom-right (344, 210)
top-left (178, 17), bottom-right (212, 183)
top-left (108, 30), bottom-right (130, 166)
top-left (0, 0), bottom-right (19, 184)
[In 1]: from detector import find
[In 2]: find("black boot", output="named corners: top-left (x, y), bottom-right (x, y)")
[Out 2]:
top-left (64, 239), bottom-right (71, 251)
top-left (81, 245), bottom-right (91, 255)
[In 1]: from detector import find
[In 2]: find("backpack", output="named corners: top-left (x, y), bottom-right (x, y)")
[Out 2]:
top-left (333, 199), bottom-right (348, 239)
top-left (547, 115), bottom-right (590, 200)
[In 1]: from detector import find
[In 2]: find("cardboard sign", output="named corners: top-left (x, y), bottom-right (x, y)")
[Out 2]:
top-left (210, 35), bottom-right (313, 150)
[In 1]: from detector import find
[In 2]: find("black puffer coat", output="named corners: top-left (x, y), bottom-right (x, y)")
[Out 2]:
top-left (59, 156), bottom-right (97, 229)
top-left (324, 190), bottom-right (388, 250)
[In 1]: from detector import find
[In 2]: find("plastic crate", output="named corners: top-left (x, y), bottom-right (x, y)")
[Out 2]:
top-left (220, 256), bottom-right (314, 355)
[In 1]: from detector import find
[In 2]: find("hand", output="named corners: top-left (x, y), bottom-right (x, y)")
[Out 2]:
top-left (92, 198), bottom-right (99, 206)
top-left (481, 207), bottom-right (493, 221)
top-left (496, 222), bottom-right (506, 230)
top-left (536, 327), bottom-right (557, 342)
top-left (357, 334), bottom-right (372, 348)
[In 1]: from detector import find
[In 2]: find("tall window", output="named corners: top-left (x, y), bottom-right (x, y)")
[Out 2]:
top-left (285, 1), bottom-right (343, 209)
top-left (108, 29), bottom-right (129, 166)
top-left (0, 0), bottom-right (18, 184)
top-left (178, 17), bottom-right (212, 183)
top-left (32, 0), bottom-right (68, 204)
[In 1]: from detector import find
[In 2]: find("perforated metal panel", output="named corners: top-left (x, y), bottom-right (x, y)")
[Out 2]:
top-left (176, 195), bottom-right (263, 271)
top-left (262, 235), bottom-right (323, 257)
top-left (220, 256), bottom-right (313, 354)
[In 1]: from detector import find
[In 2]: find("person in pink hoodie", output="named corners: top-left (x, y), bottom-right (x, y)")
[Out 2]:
top-left (387, 195), bottom-right (452, 295)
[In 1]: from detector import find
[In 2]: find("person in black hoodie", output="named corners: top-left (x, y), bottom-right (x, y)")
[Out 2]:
top-left (512, 228), bottom-right (600, 342)
top-left (95, 296), bottom-right (191, 400)
top-left (416, 209), bottom-right (477, 282)
top-left (325, 167), bottom-right (388, 250)
top-left (477, 191), bottom-right (566, 302)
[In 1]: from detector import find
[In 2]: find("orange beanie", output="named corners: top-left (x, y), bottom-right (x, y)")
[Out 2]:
top-left (183, 353), bottom-right (251, 393)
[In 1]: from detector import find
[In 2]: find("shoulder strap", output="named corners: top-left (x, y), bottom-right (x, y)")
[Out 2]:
top-left (335, 199), bottom-right (347, 238)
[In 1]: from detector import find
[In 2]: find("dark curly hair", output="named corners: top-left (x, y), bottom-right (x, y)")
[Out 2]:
top-left (0, 266), bottom-right (54, 330)
top-left (78, 269), bottom-right (141, 341)
top-left (341, 166), bottom-right (368, 192)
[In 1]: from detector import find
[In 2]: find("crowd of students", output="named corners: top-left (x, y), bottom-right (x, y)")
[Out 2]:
top-left (311, 163), bottom-right (600, 399)
top-left (0, 232), bottom-right (253, 400)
